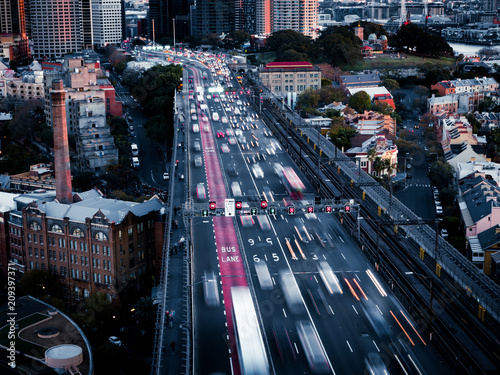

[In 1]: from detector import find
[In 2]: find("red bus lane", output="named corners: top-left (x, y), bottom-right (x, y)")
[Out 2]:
top-left (196, 72), bottom-right (248, 374)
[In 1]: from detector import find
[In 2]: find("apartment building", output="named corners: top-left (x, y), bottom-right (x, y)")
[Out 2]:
top-left (43, 58), bottom-right (120, 174)
top-left (259, 61), bottom-right (321, 96)
top-left (345, 134), bottom-right (398, 178)
top-left (346, 110), bottom-right (397, 137)
top-left (5, 189), bottom-right (164, 305)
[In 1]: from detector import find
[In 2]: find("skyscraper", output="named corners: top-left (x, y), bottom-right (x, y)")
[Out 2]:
top-left (91, 0), bottom-right (122, 47)
top-left (0, 0), bottom-right (26, 34)
top-left (0, 0), bottom-right (30, 63)
top-left (28, 0), bottom-right (84, 58)
top-left (148, 0), bottom-right (193, 43)
top-left (190, 0), bottom-right (236, 37)
top-left (82, 0), bottom-right (94, 49)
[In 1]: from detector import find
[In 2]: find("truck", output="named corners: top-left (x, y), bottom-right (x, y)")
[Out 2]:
top-left (131, 143), bottom-right (139, 156)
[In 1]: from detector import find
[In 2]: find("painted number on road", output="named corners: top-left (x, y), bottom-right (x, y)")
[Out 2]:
top-left (253, 253), bottom-right (279, 262)
top-left (248, 238), bottom-right (274, 246)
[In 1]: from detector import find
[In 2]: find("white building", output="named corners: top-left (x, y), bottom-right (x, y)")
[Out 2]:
top-left (29, 0), bottom-right (84, 58)
top-left (91, 0), bottom-right (122, 47)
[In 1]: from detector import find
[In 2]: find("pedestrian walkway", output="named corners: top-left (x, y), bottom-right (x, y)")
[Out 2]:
top-left (151, 94), bottom-right (190, 375)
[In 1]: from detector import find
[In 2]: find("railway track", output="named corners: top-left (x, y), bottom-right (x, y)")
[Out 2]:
top-left (256, 96), bottom-right (500, 374)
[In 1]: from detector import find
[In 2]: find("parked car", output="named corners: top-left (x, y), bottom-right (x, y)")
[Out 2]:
top-left (109, 336), bottom-right (122, 346)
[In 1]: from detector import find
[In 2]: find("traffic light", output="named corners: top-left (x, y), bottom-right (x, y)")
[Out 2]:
top-left (260, 200), bottom-right (268, 209)
top-left (325, 205), bottom-right (332, 213)
top-left (344, 204), bottom-right (351, 213)
top-left (250, 207), bottom-right (257, 215)
top-left (209, 201), bottom-right (216, 211)
top-left (288, 206), bottom-right (295, 215)
top-left (235, 201), bottom-right (243, 210)
top-left (269, 206), bottom-right (277, 215)
top-left (201, 209), bottom-right (209, 217)
top-left (307, 206), bottom-right (314, 214)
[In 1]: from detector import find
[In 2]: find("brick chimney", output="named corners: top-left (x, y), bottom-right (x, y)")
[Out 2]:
top-left (50, 80), bottom-right (73, 204)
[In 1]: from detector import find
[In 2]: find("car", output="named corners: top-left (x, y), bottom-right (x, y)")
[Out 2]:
top-left (191, 114), bottom-right (197, 121)
top-left (240, 215), bottom-right (254, 227)
top-left (194, 155), bottom-right (203, 167)
top-left (163, 172), bottom-right (170, 180)
top-left (252, 164), bottom-right (264, 179)
top-left (231, 181), bottom-right (242, 197)
top-left (196, 183), bottom-right (206, 199)
top-left (227, 163), bottom-right (238, 176)
top-left (109, 336), bottom-right (122, 346)
top-left (203, 271), bottom-right (220, 307)
top-left (221, 144), bottom-right (230, 153)
top-left (217, 132), bottom-right (225, 138)
top-left (441, 229), bottom-right (449, 238)
top-left (227, 136), bottom-right (236, 145)
top-left (436, 205), bottom-right (443, 215)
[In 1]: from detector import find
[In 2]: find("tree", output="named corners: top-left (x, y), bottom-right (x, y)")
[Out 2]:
top-left (395, 139), bottom-right (422, 158)
top-left (350, 21), bottom-right (388, 40)
top-left (316, 33), bottom-right (362, 67)
top-left (382, 79), bottom-right (399, 92)
top-left (8, 100), bottom-right (44, 144)
top-left (266, 30), bottom-right (312, 52)
top-left (372, 101), bottom-right (393, 115)
top-left (85, 292), bottom-right (114, 320)
top-left (391, 23), bottom-right (452, 58)
top-left (478, 97), bottom-right (496, 113)
top-left (428, 161), bottom-right (453, 189)
top-left (466, 112), bottom-right (481, 134)
top-left (328, 125), bottom-right (357, 151)
top-left (20, 270), bottom-right (63, 298)
top-left (133, 296), bottom-right (156, 328)
top-left (223, 31), bottom-right (251, 49)
top-left (349, 91), bottom-right (371, 113)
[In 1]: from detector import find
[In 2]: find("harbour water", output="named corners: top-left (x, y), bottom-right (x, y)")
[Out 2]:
top-left (448, 42), bottom-right (500, 56)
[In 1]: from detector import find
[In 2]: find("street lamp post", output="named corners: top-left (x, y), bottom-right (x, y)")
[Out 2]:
top-left (172, 18), bottom-right (176, 50)
top-left (405, 271), bottom-right (434, 341)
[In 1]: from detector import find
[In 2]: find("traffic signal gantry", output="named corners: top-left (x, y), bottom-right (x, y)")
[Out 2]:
top-left (194, 197), bottom-right (358, 217)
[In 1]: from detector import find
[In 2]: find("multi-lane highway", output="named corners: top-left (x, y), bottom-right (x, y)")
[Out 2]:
top-left (167, 51), bottom-right (452, 375)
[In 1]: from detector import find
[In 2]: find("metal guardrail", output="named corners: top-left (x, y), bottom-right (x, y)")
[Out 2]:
top-left (301, 126), bottom-right (500, 323)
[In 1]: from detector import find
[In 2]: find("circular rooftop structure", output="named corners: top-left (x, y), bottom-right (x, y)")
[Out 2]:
top-left (380, 35), bottom-right (387, 40)
top-left (37, 327), bottom-right (60, 339)
top-left (45, 344), bottom-right (83, 369)
top-left (368, 33), bottom-right (377, 40)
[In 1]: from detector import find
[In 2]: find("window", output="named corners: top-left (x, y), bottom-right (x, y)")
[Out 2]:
top-left (94, 231), bottom-right (107, 241)
top-left (72, 227), bottom-right (84, 237)
top-left (27, 233), bottom-right (32, 242)
top-left (50, 224), bottom-right (63, 233)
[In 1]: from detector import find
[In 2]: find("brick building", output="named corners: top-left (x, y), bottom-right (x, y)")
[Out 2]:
top-left (5, 189), bottom-right (164, 305)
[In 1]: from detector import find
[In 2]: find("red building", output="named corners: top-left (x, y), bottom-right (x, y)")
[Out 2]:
top-left (99, 82), bottom-right (123, 118)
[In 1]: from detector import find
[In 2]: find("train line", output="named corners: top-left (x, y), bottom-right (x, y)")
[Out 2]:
top-left (256, 96), bottom-right (500, 374)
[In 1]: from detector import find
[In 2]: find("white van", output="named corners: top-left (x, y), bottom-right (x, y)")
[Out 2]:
top-left (192, 124), bottom-right (200, 133)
